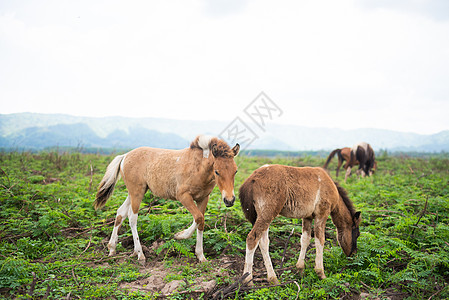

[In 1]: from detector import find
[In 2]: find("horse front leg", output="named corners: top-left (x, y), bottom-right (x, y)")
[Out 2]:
top-left (194, 196), bottom-right (210, 262)
top-left (344, 166), bottom-right (352, 183)
top-left (175, 192), bottom-right (206, 262)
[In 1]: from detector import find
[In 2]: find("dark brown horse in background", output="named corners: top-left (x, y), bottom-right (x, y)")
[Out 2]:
top-left (239, 164), bottom-right (361, 284)
top-left (348, 142), bottom-right (376, 182)
top-left (323, 143), bottom-right (376, 182)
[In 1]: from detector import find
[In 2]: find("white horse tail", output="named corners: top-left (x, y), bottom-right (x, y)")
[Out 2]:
top-left (94, 154), bottom-right (126, 210)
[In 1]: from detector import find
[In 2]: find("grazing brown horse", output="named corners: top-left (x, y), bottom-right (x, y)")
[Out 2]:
top-left (324, 143), bottom-right (376, 182)
top-left (239, 165), bottom-right (361, 284)
top-left (323, 147), bottom-right (353, 177)
top-left (94, 135), bottom-right (240, 263)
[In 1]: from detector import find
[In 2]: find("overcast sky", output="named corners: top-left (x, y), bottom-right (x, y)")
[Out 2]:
top-left (1, 0), bottom-right (448, 134)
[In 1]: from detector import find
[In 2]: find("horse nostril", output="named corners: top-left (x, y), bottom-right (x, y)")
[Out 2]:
top-left (223, 196), bottom-right (235, 207)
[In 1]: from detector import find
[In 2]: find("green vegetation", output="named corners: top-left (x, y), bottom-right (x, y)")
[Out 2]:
top-left (0, 151), bottom-right (448, 299)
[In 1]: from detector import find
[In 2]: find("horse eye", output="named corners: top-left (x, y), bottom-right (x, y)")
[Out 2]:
top-left (235, 170), bottom-right (238, 174)
top-left (215, 170), bottom-right (220, 176)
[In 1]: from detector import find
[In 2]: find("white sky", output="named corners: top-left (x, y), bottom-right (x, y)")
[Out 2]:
top-left (1, 0), bottom-right (449, 134)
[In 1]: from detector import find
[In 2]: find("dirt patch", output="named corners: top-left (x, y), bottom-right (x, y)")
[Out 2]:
top-left (119, 256), bottom-right (243, 298)
top-left (117, 240), bottom-right (246, 298)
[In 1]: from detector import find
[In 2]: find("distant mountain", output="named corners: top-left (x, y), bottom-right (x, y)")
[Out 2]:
top-left (1, 113), bottom-right (448, 152)
top-left (0, 114), bottom-right (189, 150)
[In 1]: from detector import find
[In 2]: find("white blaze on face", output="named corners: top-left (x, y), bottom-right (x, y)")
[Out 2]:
top-left (222, 188), bottom-right (234, 201)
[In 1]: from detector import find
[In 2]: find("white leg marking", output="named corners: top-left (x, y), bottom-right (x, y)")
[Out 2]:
top-left (259, 229), bottom-right (278, 284)
top-left (315, 238), bottom-right (324, 271)
top-left (222, 189), bottom-right (235, 201)
top-left (175, 220), bottom-right (198, 240)
top-left (108, 196), bottom-right (130, 256)
top-left (314, 238), bottom-right (326, 278)
top-left (243, 242), bottom-right (259, 283)
top-left (129, 210), bottom-right (145, 261)
top-left (195, 229), bottom-right (206, 262)
top-left (345, 166), bottom-right (352, 182)
top-left (296, 229), bottom-right (311, 269)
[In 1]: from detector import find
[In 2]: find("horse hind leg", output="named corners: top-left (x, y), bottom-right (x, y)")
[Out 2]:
top-left (336, 160), bottom-right (342, 177)
top-left (296, 217), bottom-right (312, 274)
top-left (127, 187), bottom-right (147, 264)
top-left (243, 219), bottom-right (272, 285)
top-left (259, 228), bottom-right (279, 284)
top-left (108, 196), bottom-right (130, 257)
top-left (313, 217), bottom-right (327, 279)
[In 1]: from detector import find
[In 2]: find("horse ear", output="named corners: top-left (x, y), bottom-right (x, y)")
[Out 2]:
top-left (211, 144), bottom-right (219, 158)
top-left (354, 211), bottom-right (362, 225)
top-left (232, 143), bottom-right (240, 157)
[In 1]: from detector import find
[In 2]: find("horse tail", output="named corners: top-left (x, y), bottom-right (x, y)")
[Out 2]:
top-left (239, 179), bottom-right (257, 225)
top-left (334, 181), bottom-right (356, 217)
top-left (323, 149), bottom-right (341, 169)
top-left (94, 154), bottom-right (126, 210)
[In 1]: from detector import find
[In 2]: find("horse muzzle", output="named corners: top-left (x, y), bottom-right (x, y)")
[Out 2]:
top-left (223, 196), bottom-right (235, 207)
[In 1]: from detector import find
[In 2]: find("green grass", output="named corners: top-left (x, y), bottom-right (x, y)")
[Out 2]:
top-left (0, 151), bottom-right (448, 299)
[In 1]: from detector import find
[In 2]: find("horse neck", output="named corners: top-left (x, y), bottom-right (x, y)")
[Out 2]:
top-left (190, 148), bottom-right (215, 180)
top-left (330, 198), bottom-right (353, 230)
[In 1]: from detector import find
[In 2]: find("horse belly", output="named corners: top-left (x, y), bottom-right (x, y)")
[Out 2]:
top-left (279, 197), bottom-right (315, 219)
top-left (146, 168), bottom-right (178, 200)
top-left (148, 180), bottom-right (177, 200)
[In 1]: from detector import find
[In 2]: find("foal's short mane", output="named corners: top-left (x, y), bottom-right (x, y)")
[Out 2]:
top-left (334, 181), bottom-right (356, 217)
top-left (190, 136), bottom-right (234, 158)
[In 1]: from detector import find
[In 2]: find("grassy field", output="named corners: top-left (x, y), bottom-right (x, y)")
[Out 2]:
top-left (0, 151), bottom-right (448, 299)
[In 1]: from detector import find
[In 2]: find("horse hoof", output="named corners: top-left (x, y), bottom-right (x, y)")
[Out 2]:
top-left (174, 231), bottom-right (186, 240)
top-left (268, 277), bottom-right (279, 285)
top-left (296, 260), bottom-right (305, 274)
top-left (242, 273), bottom-right (253, 285)
top-left (315, 268), bottom-right (326, 279)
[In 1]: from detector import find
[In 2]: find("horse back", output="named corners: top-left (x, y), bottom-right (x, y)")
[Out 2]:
top-left (242, 165), bottom-right (339, 222)
top-left (122, 146), bottom-right (215, 201)
top-left (279, 166), bottom-right (338, 219)
top-left (122, 147), bottom-right (186, 200)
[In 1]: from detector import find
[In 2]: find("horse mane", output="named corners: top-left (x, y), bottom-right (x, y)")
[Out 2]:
top-left (333, 181), bottom-right (356, 217)
top-left (190, 135), bottom-right (234, 158)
